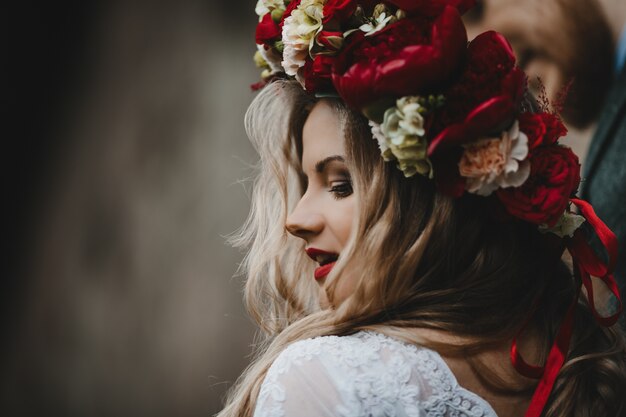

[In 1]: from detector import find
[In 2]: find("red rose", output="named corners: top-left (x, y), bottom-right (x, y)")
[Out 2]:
top-left (256, 13), bottom-right (281, 47)
top-left (332, 5), bottom-right (467, 111)
top-left (304, 55), bottom-right (336, 92)
top-left (496, 146), bottom-right (581, 226)
top-left (428, 31), bottom-right (525, 155)
top-left (542, 113), bottom-right (567, 144)
top-left (519, 112), bottom-right (567, 151)
top-left (256, 0), bottom-right (303, 48)
top-left (518, 113), bottom-right (547, 150)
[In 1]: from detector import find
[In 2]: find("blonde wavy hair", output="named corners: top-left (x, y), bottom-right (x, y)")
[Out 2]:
top-left (220, 80), bottom-right (626, 417)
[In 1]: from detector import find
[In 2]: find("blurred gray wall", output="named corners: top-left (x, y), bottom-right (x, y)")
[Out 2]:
top-left (4, 2), bottom-right (260, 416)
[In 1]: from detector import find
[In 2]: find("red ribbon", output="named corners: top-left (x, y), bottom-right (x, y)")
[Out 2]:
top-left (569, 198), bottom-right (622, 327)
top-left (511, 198), bottom-right (622, 417)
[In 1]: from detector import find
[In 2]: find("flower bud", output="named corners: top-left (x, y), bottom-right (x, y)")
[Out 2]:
top-left (254, 50), bottom-right (269, 68)
top-left (271, 8), bottom-right (284, 22)
top-left (373, 3), bottom-right (388, 19)
top-left (395, 9), bottom-right (406, 20)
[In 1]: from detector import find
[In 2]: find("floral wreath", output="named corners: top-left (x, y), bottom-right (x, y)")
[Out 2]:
top-left (252, 1), bottom-right (622, 415)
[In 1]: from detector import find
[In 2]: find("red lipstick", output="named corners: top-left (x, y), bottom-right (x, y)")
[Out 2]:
top-left (314, 262), bottom-right (336, 280)
top-left (305, 248), bottom-right (339, 280)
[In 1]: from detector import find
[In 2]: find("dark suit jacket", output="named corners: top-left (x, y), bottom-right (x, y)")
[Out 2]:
top-left (581, 66), bottom-right (626, 324)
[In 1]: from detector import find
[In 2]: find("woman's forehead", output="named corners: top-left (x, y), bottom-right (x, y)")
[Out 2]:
top-left (301, 101), bottom-right (346, 171)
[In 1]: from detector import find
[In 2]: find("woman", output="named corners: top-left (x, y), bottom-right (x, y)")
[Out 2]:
top-left (221, 1), bottom-right (626, 416)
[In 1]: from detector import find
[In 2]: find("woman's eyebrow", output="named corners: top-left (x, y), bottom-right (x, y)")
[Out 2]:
top-left (315, 155), bottom-right (345, 173)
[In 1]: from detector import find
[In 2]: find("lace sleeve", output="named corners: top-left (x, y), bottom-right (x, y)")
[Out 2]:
top-left (253, 339), bottom-right (344, 417)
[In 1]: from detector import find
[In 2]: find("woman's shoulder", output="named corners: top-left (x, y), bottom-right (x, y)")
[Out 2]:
top-left (269, 330), bottom-right (433, 381)
top-left (272, 331), bottom-right (401, 367)
top-left (256, 331), bottom-right (498, 417)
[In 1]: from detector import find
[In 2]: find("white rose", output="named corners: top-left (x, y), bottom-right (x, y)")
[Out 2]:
top-left (396, 97), bottom-right (425, 137)
top-left (378, 96), bottom-right (432, 178)
top-left (281, 0), bottom-right (324, 76)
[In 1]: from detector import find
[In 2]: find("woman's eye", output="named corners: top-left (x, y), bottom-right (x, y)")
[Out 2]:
top-left (329, 180), bottom-right (353, 199)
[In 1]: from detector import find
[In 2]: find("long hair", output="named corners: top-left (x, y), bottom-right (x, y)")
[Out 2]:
top-left (220, 80), bottom-right (626, 417)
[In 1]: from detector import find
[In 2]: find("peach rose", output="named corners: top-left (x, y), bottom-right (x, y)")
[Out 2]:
top-left (459, 120), bottom-right (530, 196)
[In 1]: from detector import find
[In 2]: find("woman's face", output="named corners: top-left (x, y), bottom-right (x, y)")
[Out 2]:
top-left (285, 101), bottom-right (356, 305)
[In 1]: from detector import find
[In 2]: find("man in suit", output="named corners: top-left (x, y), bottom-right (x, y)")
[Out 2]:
top-left (582, 29), bottom-right (626, 326)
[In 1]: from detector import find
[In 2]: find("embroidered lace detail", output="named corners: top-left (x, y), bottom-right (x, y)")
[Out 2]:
top-left (254, 331), bottom-right (498, 417)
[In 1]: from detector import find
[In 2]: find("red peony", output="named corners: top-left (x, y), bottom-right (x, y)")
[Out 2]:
top-left (331, 5), bottom-right (467, 111)
top-left (304, 55), bottom-right (336, 92)
top-left (519, 112), bottom-right (567, 151)
top-left (323, 0), bottom-right (357, 24)
top-left (496, 146), bottom-right (580, 226)
top-left (428, 31), bottom-right (525, 155)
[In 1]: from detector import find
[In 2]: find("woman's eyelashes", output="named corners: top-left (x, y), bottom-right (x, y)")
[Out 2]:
top-left (329, 178), bottom-right (353, 199)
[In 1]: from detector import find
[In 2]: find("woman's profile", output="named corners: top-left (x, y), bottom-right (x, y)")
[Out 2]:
top-left (220, 1), bottom-right (626, 416)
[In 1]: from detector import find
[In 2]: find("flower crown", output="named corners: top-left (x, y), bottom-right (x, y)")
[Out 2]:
top-left (252, 1), bottom-right (622, 416)
top-left (254, 0), bottom-right (582, 237)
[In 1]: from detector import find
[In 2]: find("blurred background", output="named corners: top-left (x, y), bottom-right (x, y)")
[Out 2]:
top-left (3, 1), bottom-right (623, 416)
top-left (5, 2), bottom-right (258, 416)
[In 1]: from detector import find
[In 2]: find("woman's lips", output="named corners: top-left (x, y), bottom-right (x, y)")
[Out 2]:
top-left (306, 248), bottom-right (338, 280)
top-left (314, 261), bottom-right (336, 280)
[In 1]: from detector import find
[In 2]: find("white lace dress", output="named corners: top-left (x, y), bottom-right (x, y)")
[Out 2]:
top-left (253, 331), bottom-right (498, 417)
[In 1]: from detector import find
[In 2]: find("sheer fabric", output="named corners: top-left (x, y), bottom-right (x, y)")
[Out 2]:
top-left (254, 331), bottom-right (498, 417)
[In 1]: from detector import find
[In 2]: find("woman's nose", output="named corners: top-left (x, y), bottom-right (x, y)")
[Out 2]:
top-left (285, 200), bottom-right (324, 240)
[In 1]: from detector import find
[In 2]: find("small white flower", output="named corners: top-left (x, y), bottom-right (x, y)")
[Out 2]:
top-left (359, 12), bottom-right (394, 36)
top-left (539, 212), bottom-right (586, 238)
top-left (459, 120), bottom-right (530, 196)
